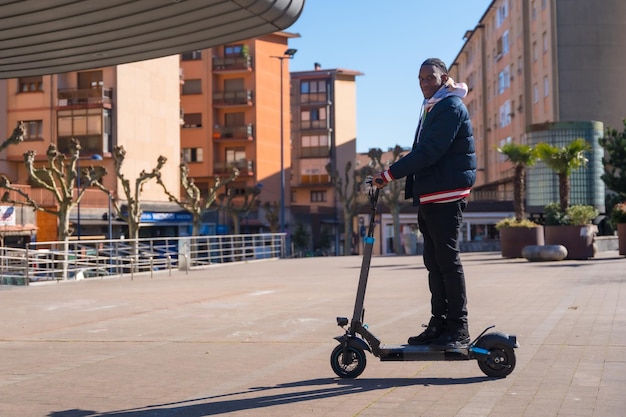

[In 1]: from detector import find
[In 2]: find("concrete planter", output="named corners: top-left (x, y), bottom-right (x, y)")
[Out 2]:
top-left (499, 226), bottom-right (544, 258)
top-left (544, 225), bottom-right (597, 260)
top-left (618, 223), bottom-right (626, 256)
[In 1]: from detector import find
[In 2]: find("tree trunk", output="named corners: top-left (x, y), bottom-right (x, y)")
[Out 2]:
top-left (192, 212), bottom-right (202, 237)
top-left (57, 205), bottom-right (72, 242)
top-left (558, 173), bottom-right (569, 212)
top-left (231, 212), bottom-right (241, 234)
top-left (514, 165), bottom-right (525, 221)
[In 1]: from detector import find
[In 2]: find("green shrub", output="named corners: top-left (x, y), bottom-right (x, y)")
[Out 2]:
top-left (610, 202), bottom-right (626, 226)
top-left (544, 203), bottom-right (568, 225)
top-left (567, 205), bottom-right (599, 225)
top-left (544, 203), bottom-right (599, 226)
top-left (495, 217), bottom-right (540, 230)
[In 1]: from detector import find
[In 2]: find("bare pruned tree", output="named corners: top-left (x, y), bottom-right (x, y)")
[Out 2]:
top-left (157, 162), bottom-right (239, 236)
top-left (219, 185), bottom-right (262, 234)
top-left (0, 122), bottom-right (26, 153)
top-left (108, 145), bottom-right (167, 242)
top-left (367, 146), bottom-right (407, 255)
top-left (0, 138), bottom-right (106, 242)
top-left (326, 160), bottom-right (374, 256)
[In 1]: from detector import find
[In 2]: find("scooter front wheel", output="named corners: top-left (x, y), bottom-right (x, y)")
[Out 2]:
top-left (330, 344), bottom-right (367, 378)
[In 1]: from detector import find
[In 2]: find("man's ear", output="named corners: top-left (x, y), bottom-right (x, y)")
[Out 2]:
top-left (441, 73), bottom-right (449, 84)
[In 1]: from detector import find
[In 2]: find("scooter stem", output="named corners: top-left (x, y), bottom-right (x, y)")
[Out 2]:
top-left (350, 187), bottom-right (380, 329)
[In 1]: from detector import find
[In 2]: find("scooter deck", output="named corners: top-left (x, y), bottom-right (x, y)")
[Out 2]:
top-left (379, 344), bottom-right (469, 362)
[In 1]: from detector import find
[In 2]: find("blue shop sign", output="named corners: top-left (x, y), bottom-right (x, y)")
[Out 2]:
top-left (140, 211), bottom-right (193, 223)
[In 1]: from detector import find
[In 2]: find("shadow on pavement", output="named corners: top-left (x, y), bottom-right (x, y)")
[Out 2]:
top-left (47, 376), bottom-right (490, 417)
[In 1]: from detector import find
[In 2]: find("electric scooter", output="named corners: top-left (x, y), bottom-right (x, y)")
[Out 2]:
top-left (331, 178), bottom-right (519, 379)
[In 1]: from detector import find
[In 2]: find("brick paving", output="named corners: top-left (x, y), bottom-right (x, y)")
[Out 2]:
top-left (0, 250), bottom-right (624, 417)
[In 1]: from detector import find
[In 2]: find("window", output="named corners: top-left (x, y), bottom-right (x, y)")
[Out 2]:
top-left (18, 76), bottom-right (43, 92)
top-left (543, 76), bottom-right (549, 97)
top-left (496, 0), bottom-right (508, 27)
top-left (503, 31), bottom-right (509, 55)
top-left (224, 112), bottom-right (245, 127)
top-left (182, 113), bottom-right (202, 128)
top-left (182, 79), bottom-right (202, 95)
top-left (56, 108), bottom-right (110, 154)
top-left (543, 31), bottom-right (548, 52)
top-left (226, 181), bottom-right (247, 196)
top-left (301, 135), bottom-right (329, 157)
top-left (226, 147), bottom-right (245, 163)
top-left (300, 79), bottom-right (327, 103)
top-left (300, 107), bottom-right (327, 129)
top-left (533, 84), bottom-right (539, 103)
top-left (224, 44), bottom-right (243, 56)
top-left (181, 50), bottom-right (202, 60)
top-left (78, 71), bottom-right (103, 89)
top-left (533, 42), bottom-right (538, 62)
top-left (495, 31), bottom-right (509, 59)
top-left (310, 190), bottom-right (327, 203)
top-left (22, 120), bottom-right (43, 140)
top-left (182, 147), bottom-right (203, 163)
top-left (497, 67), bottom-right (511, 94)
top-left (532, 0), bottom-right (536, 20)
top-left (224, 78), bottom-right (244, 91)
top-left (300, 159), bottom-right (330, 184)
top-left (499, 101), bottom-right (511, 127)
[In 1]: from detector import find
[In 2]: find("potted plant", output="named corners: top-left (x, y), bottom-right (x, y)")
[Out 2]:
top-left (496, 142), bottom-right (543, 258)
top-left (496, 218), bottom-right (544, 258)
top-left (537, 138), bottom-right (598, 259)
top-left (610, 201), bottom-right (626, 256)
top-left (599, 123), bottom-right (626, 256)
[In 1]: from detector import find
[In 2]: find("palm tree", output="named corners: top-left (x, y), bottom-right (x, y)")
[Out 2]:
top-left (497, 142), bottom-right (538, 222)
top-left (536, 138), bottom-right (591, 212)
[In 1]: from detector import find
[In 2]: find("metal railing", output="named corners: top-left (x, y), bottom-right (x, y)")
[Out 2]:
top-left (0, 233), bottom-right (286, 285)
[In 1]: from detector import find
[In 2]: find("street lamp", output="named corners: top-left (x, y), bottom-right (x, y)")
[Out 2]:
top-left (271, 48), bottom-right (297, 234)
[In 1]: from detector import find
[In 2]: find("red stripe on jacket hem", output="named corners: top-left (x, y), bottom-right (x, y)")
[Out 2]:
top-left (419, 188), bottom-right (471, 204)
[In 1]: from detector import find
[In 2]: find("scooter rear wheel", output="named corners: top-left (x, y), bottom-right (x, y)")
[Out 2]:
top-left (330, 345), bottom-right (367, 378)
top-left (476, 343), bottom-right (516, 378)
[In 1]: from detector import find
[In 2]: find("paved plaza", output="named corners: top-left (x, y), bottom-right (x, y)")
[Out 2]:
top-left (0, 250), bottom-right (625, 417)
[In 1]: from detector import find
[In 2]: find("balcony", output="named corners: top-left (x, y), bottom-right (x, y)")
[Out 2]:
top-left (300, 92), bottom-right (329, 104)
top-left (214, 159), bottom-right (254, 176)
top-left (5, 185), bottom-right (110, 208)
top-left (57, 87), bottom-right (113, 108)
top-left (300, 119), bottom-right (328, 130)
top-left (212, 55), bottom-right (252, 72)
top-left (300, 146), bottom-right (330, 158)
top-left (212, 90), bottom-right (253, 107)
top-left (299, 174), bottom-right (331, 186)
top-left (213, 124), bottom-right (254, 141)
top-left (470, 189), bottom-right (514, 202)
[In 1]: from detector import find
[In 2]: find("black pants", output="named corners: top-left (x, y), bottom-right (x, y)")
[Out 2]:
top-left (417, 199), bottom-right (468, 330)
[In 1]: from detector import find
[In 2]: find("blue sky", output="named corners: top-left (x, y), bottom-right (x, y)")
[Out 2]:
top-left (286, 0), bottom-right (493, 152)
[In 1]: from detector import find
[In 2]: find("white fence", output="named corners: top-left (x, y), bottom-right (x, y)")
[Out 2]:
top-left (0, 233), bottom-right (286, 285)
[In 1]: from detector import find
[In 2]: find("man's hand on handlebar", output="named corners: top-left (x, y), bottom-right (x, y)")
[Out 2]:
top-left (372, 173), bottom-right (386, 189)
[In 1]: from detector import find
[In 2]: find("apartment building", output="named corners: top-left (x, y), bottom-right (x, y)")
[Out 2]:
top-left (448, 0), bottom-right (625, 232)
top-left (1, 57), bottom-right (182, 242)
top-left (290, 65), bottom-right (363, 255)
top-left (179, 32), bottom-right (299, 233)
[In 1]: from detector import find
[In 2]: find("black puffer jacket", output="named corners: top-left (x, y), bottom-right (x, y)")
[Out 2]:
top-left (389, 95), bottom-right (476, 205)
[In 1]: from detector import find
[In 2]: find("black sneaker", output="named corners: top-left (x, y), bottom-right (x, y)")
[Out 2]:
top-left (431, 327), bottom-right (470, 350)
top-left (407, 317), bottom-right (445, 345)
